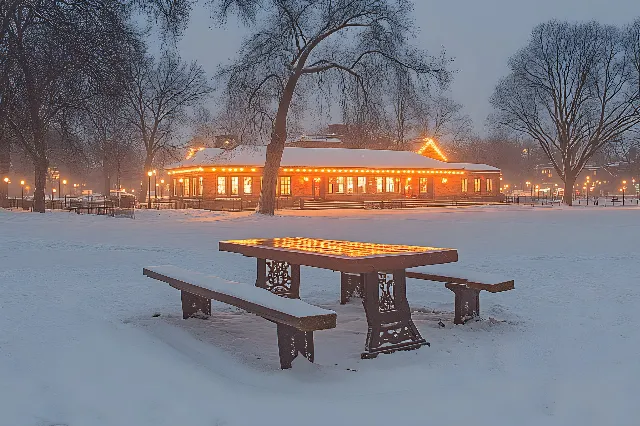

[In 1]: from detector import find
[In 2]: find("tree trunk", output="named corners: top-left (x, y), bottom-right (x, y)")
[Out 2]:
top-left (33, 157), bottom-right (48, 213)
top-left (142, 155), bottom-right (153, 205)
top-left (0, 134), bottom-right (9, 202)
top-left (563, 175), bottom-right (575, 206)
top-left (257, 75), bottom-right (300, 215)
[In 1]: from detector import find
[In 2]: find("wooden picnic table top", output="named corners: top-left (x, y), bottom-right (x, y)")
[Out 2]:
top-left (219, 237), bottom-right (458, 273)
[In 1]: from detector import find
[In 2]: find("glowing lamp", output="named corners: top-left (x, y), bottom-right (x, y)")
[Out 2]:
top-left (20, 180), bottom-right (25, 186)
top-left (147, 171), bottom-right (153, 177)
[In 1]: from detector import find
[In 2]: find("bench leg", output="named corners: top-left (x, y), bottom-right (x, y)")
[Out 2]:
top-left (276, 323), bottom-right (314, 369)
top-left (340, 272), bottom-right (364, 304)
top-left (181, 290), bottom-right (211, 319)
top-left (445, 283), bottom-right (480, 324)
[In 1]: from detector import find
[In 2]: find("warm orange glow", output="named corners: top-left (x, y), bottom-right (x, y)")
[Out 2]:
top-left (20, 180), bottom-right (25, 185)
top-left (223, 238), bottom-right (445, 258)
top-left (441, 178), bottom-right (448, 184)
top-left (417, 138), bottom-right (448, 161)
top-left (3, 177), bottom-right (8, 183)
top-left (186, 146), bottom-right (205, 160)
top-left (147, 171), bottom-right (153, 177)
top-left (62, 179), bottom-right (67, 185)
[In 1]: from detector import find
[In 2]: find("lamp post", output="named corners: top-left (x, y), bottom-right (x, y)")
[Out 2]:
top-left (622, 180), bottom-right (627, 206)
top-left (147, 171), bottom-right (152, 209)
top-left (3, 177), bottom-right (8, 202)
top-left (62, 179), bottom-right (67, 206)
top-left (526, 181), bottom-right (532, 200)
top-left (52, 188), bottom-right (57, 209)
top-left (535, 184), bottom-right (540, 201)
top-left (179, 178), bottom-right (184, 198)
top-left (160, 179), bottom-right (165, 198)
top-left (20, 180), bottom-right (24, 208)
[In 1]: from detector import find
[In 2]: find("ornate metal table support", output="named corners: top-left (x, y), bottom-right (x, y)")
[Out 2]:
top-left (361, 269), bottom-right (428, 359)
top-left (181, 290), bottom-right (211, 319)
top-left (340, 272), bottom-right (364, 304)
top-left (256, 258), bottom-right (301, 299)
top-left (445, 283), bottom-right (480, 324)
top-left (276, 323), bottom-right (314, 369)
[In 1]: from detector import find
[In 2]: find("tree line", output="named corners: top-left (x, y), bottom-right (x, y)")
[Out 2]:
top-left (1, 1), bottom-right (639, 212)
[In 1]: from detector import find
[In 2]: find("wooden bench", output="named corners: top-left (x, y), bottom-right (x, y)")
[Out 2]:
top-left (406, 265), bottom-right (514, 324)
top-left (143, 265), bottom-right (337, 369)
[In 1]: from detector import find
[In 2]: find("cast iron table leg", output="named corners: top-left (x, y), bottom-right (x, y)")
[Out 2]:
top-left (361, 269), bottom-right (428, 359)
top-left (256, 258), bottom-right (301, 299)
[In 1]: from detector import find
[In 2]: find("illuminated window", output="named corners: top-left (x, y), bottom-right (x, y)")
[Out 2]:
top-left (357, 177), bottom-right (367, 194)
top-left (231, 177), bottom-right (239, 195)
top-left (346, 177), bottom-right (354, 194)
top-left (280, 176), bottom-right (291, 196)
top-left (184, 178), bottom-right (190, 196)
top-left (419, 177), bottom-right (428, 193)
top-left (385, 177), bottom-right (395, 193)
top-left (328, 176), bottom-right (345, 194)
top-left (461, 178), bottom-right (468, 193)
top-left (217, 176), bottom-right (226, 195)
top-left (243, 177), bottom-right (252, 194)
top-left (486, 178), bottom-right (493, 192)
top-left (474, 178), bottom-right (481, 192)
top-left (375, 177), bottom-right (383, 193)
top-left (198, 177), bottom-right (204, 196)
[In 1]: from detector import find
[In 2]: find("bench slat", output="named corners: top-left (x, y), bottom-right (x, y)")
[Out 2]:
top-left (406, 265), bottom-right (514, 293)
top-left (144, 265), bottom-right (336, 332)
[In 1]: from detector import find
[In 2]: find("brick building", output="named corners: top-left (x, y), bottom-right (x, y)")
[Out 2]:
top-left (166, 145), bottom-right (502, 203)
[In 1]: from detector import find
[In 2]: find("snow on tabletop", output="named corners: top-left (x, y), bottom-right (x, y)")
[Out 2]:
top-left (408, 264), bottom-right (512, 284)
top-left (167, 146), bottom-right (500, 171)
top-left (145, 265), bottom-right (335, 318)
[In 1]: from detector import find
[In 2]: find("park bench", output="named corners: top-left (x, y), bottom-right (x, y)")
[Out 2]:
top-left (406, 265), bottom-right (514, 324)
top-left (143, 265), bottom-right (337, 369)
top-left (611, 196), bottom-right (621, 205)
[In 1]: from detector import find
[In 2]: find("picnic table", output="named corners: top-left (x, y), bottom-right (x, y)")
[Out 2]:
top-left (219, 237), bottom-right (458, 359)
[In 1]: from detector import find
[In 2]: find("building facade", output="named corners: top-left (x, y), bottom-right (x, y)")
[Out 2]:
top-left (166, 146), bottom-right (502, 203)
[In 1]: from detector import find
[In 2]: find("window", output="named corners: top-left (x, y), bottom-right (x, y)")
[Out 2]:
top-left (385, 177), bottom-right (395, 193)
top-left (243, 177), bottom-right (252, 195)
top-left (173, 179), bottom-right (177, 196)
top-left (198, 177), bottom-right (204, 196)
top-left (474, 178), bottom-right (481, 192)
top-left (329, 176), bottom-right (345, 194)
top-left (184, 178), bottom-right (190, 196)
top-left (357, 177), bottom-right (367, 194)
top-left (346, 177), bottom-right (354, 194)
top-left (231, 176), bottom-right (239, 195)
top-left (461, 178), bottom-right (468, 193)
top-left (419, 177), bottom-right (428, 193)
top-left (217, 176), bottom-right (226, 195)
top-left (375, 177), bottom-right (383, 193)
top-left (280, 176), bottom-right (291, 196)
top-left (486, 178), bottom-right (493, 192)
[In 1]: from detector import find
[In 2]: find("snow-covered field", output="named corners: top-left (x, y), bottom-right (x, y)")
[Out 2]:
top-left (1, 206), bottom-right (639, 426)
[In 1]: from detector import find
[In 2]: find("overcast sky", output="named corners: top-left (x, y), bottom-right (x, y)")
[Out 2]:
top-left (172, 0), bottom-right (639, 136)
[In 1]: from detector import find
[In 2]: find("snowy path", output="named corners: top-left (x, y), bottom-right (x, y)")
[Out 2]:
top-left (1, 206), bottom-right (639, 425)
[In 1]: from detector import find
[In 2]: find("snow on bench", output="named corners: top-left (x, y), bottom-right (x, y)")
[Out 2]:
top-left (143, 265), bottom-right (337, 369)
top-left (406, 264), bottom-right (514, 293)
top-left (406, 264), bottom-right (514, 325)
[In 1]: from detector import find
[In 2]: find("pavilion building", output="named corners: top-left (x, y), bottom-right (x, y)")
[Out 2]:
top-left (166, 142), bottom-right (502, 203)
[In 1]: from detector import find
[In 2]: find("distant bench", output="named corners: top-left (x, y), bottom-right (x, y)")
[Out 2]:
top-left (143, 265), bottom-right (336, 369)
top-left (406, 265), bottom-right (514, 324)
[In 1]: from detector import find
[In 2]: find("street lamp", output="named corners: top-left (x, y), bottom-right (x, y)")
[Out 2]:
top-left (20, 180), bottom-right (25, 208)
top-left (526, 181), bottom-right (532, 199)
top-left (147, 171), bottom-right (153, 209)
top-left (622, 180), bottom-right (627, 206)
top-left (160, 179), bottom-right (165, 198)
top-left (3, 177), bottom-right (9, 200)
top-left (535, 184), bottom-right (540, 201)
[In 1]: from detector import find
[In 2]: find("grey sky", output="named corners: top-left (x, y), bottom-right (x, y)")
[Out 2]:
top-left (173, 0), bottom-right (640, 136)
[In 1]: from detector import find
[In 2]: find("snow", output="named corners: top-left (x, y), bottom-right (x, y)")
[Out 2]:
top-left (144, 265), bottom-right (335, 318)
top-left (408, 264), bottom-right (512, 284)
top-left (169, 146), bottom-right (500, 172)
top-left (1, 205), bottom-right (639, 425)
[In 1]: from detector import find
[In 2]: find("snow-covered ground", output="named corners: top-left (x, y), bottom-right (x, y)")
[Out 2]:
top-left (1, 206), bottom-right (639, 426)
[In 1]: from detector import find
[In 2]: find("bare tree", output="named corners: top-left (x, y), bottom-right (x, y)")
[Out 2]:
top-left (140, 0), bottom-right (449, 214)
top-left (491, 20), bottom-right (640, 205)
top-left (124, 50), bottom-right (212, 202)
top-left (3, 1), bottom-right (136, 212)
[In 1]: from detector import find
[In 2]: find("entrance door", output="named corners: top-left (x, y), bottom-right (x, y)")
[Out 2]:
top-left (312, 178), bottom-right (321, 200)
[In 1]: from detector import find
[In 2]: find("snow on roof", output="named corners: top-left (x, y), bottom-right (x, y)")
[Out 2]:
top-left (166, 147), bottom-right (500, 172)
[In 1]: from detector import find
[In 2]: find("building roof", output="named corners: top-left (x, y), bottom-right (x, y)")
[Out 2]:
top-left (166, 147), bottom-right (500, 172)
